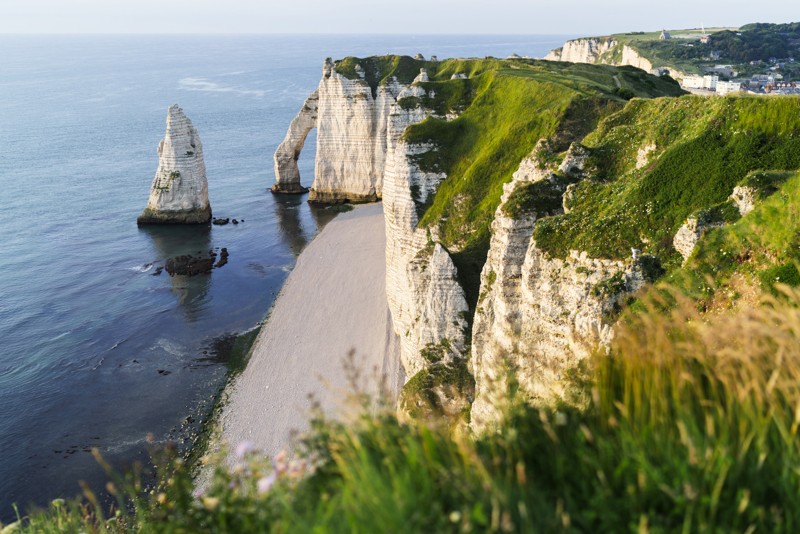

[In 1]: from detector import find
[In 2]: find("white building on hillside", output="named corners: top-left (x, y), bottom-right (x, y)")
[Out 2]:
top-left (716, 81), bottom-right (741, 96)
top-left (681, 75), bottom-right (705, 89)
top-left (681, 75), bottom-right (719, 91)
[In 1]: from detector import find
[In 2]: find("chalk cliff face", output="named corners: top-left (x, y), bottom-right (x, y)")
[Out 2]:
top-left (283, 56), bottom-right (666, 428)
top-left (275, 59), bottom-right (407, 202)
top-left (469, 147), bottom-right (647, 431)
top-left (544, 38), bottom-right (617, 63)
top-left (310, 59), bottom-right (404, 202)
top-left (278, 60), bottom-right (469, 384)
top-left (138, 105), bottom-right (211, 225)
top-left (545, 38), bottom-right (670, 76)
top-left (381, 73), bottom-right (469, 376)
top-left (273, 91), bottom-right (318, 194)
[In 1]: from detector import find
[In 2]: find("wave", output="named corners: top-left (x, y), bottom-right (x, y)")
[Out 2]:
top-left (178, 77), bottom-right (266, 98)
top-left (129, 263), bottom-right (153, 273)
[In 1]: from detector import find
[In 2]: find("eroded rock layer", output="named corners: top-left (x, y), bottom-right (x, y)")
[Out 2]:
top-left (272, 91), bottom-right (318, 194)
top-left (138, 105), bottom-right (211, 225)
top-left (469, 148), bottom-right (647, 431)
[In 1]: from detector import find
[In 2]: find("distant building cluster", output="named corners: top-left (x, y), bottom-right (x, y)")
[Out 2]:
top-left (680, 73), bottom-right (800, 96)
top-left (680, 74), bottom-right (744, 95)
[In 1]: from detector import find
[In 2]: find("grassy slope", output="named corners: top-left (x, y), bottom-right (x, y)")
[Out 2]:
top-left (666, 169), bottom-right (800, 307)
top-left (533, 95), bottom-right (800, 272)
top-left (364, 58), bottom-right (684, 308)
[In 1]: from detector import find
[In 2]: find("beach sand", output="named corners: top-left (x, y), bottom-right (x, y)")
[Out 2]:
top-left (217, 202), bottom-right (402, 457)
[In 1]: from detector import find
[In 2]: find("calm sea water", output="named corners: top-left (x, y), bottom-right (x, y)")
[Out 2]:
top-left (0, 34), bottom-right (572, 518)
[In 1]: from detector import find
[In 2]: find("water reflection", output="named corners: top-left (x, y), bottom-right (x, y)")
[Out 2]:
top-left (273, 194), bottom-right (309, 256)
top-left (307, 202), bottom-right (340, 231)
top-left (138, 225), bottom-right (213, 319)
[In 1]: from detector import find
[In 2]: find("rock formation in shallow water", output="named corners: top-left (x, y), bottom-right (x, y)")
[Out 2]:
top-left (138, 105), bottom-right (212, 225)
top-left (273, 91), bottom-right (318, 194)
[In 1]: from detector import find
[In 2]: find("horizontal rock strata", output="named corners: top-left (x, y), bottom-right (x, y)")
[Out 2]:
top-left (138, 105), bottom-right (211, 225)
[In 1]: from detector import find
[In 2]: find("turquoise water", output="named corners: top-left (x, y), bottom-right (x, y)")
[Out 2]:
top-left (0, 34), bottom-right (571, 517)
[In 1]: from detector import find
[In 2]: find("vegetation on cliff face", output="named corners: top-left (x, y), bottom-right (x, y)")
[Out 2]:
top-left (532, 96), bottom-right (800, 271)
top-left (18, 287), bottom-right (800, 532)
top-left (665, 169), bottom-right (800, 307)
top-left (350, 56), bottom-right (684, 307)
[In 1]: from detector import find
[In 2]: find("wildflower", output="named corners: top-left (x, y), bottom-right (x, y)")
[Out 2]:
top-left (50, 499), bottom-right (65, 508)
top-left (157, 493), bottom-right (167, 505)
top-left (449, 511), bottom-right (462, 523)
top-left (234, 441), bottom-right (254, 459)
top-left (202, 496), bottom-right (220, 510)
top-left (257, 473), bottom-right (277, 495)
top-left (273, 450), bottom-right (288, 475)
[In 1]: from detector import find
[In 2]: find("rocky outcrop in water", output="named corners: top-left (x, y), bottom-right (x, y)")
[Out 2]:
top-left (272, 91), bottom-right (318, 194)
top-left (274, 59), bottom-right (408, 203)
top-left (138, 105), bottom-right (212, 225)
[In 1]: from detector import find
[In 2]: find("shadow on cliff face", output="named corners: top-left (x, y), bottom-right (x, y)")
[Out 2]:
top-left (139, 224), bottom-right (213, 320)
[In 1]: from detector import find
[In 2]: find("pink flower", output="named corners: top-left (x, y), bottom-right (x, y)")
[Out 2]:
top-left (257, 473), bottom-right (277, 494)
top-left (234, 441), bottom-right (254, 459)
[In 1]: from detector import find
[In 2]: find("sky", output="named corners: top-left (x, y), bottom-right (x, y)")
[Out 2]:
top-left (0, 0), bottom-right (794, 35)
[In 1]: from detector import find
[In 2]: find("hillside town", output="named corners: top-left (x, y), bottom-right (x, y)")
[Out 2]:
top-left (669, 28), bottom-right (800, 95)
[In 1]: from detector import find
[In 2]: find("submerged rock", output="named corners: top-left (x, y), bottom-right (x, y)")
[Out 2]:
top-left (137, 105), bottom-right (212, 225)
top-left (165, 254), bottom-right (215, 276)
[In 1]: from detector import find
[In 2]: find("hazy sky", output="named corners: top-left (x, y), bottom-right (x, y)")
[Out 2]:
top-left (0, 0), bottom-right (794, 35)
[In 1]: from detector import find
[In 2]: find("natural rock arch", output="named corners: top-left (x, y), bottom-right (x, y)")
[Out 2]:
top-left (271, 90), bottom-right (319, 194)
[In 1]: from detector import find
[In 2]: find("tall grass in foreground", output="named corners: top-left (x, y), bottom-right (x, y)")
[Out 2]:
top-left (12, 288), bottom-right (800, 532)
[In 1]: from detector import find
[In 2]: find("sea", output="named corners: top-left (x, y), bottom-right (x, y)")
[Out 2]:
top-left (0, 33), bottom-right (573, 519)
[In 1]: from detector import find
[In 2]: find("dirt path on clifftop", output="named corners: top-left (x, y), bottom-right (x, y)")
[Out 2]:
top-left (218, 203), bottom-right (402, 459)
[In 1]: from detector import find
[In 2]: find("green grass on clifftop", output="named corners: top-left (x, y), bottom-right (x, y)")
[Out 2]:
top-left (532, 95), bottom-right (800, 271)
top-left (345, 57), bottom-right (684, 307)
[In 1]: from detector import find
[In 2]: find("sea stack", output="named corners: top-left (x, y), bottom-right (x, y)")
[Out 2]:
top-left (137, 105), bottom-right (212, 225)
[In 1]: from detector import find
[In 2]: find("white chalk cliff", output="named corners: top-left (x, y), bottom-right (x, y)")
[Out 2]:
top-left (280, 57), bottom-right (657, 428)
top-left (138, 105), bottom-right (211, 225)
top-left (274, 58), bottom-right (405, 202)
top-left (545, 38), bottom-right (683, 78)
top-left (382, 73), bottom-right (469, 376)
top-left (277, 61), bottom-right (469, 382)
top-left (469, 147), bottom-right (647, 431)
top-left (273, 91), bottom-right (318, 194)
top-left (544, 38), bottom-right (617, 64)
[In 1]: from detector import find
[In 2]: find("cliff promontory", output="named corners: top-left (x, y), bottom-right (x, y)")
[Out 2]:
top-left (280, 53), bottom-right (800, 431)
top-left (278, 55), bottom-right (689, 424)
top-left (138, 105), bottom-right (212, 225)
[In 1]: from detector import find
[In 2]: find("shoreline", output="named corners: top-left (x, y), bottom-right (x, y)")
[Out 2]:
top-left (212, 202), bottom-right (402, 460)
